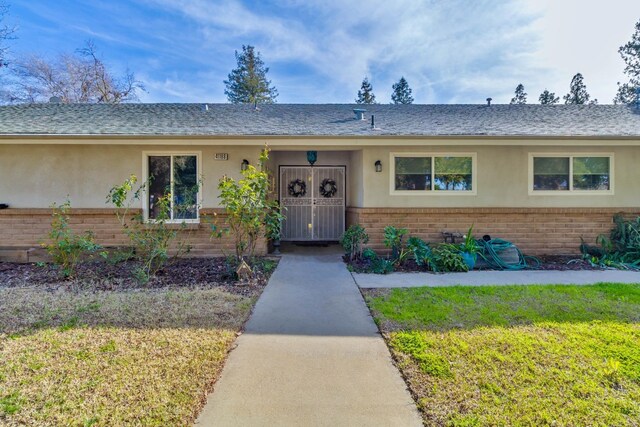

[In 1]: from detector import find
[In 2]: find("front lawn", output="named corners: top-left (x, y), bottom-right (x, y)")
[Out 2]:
top-left (0, 286), bottom-right (257, 425)
top-left (364, 284), bottom-right (640, 426)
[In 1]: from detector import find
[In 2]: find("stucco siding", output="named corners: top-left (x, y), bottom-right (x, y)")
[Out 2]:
top-left (0, 144), bottom-right (263, 209)
top-left (2, 141), bottom-right (639, 211)
top-left (360, 144), bottom-right (640, 208)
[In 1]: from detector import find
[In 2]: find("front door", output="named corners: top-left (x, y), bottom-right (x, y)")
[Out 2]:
top-left (279, 166), bottom-right (346, 241)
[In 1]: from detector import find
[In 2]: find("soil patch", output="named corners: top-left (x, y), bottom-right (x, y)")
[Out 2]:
top-left (0, 257), bottom-right (278, 296)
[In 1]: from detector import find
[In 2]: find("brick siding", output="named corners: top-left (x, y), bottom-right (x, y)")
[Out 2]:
top-left (0, 208), bottom-right (267, 257)
top-left (346, 207), bottom-right (640, 255)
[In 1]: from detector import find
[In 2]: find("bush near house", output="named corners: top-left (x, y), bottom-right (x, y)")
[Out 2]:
top-left (340, 224), bottom-right (370, 261)
top-left (364, 283), bottom-right (640, 426)
top-left (212, 147), bottom-right (283, 278)
top-left (107, 175), bottom-right (195, 283)
top-left (343, 225), bottom-right (472, 273)
top-left (582, 214), bottom-right (640, 268)
top-left (41, 199), bottom-right (102, 278)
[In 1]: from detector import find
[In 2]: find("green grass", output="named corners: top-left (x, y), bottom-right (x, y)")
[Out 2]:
top-left (364, 283), bottom-right (640, 426)
top-left (0, 287), bottom-right (256, 426)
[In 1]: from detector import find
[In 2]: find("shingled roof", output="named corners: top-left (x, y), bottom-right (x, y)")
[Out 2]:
top-left (1, 103), bottom-right (640, 137)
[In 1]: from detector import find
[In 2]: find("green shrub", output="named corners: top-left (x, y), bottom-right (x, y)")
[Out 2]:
top-left (340, 224), bottom-right (370, 261)
top-left (383, 226), bottom-right (409, 264)
top-left (406, 236), bottom-right (434, 269)
top-left (371, 257), bottom-right (395, 274)
top-left (107, 175), bottom-right (194, 283)
top-left (459, 225), bottom-right (480, 255)
top-left (212, 148), bottom-right (276, 267)
top-left (41, 199), bottom-right (102, 278)
top-left (432, 244), bottom-right (468, 272)
top-left (362, 247), bottom-right (378, 261)
top-left (264, 201), bottom-right (286, 242)
top-left (582, 215), bottom-right (640, 268)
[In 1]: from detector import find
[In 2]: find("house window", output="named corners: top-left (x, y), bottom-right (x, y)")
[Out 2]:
top-left (531, 155), bottom-right (611, 193)
top-left (393, 154), bottom-right (474, 193)
top-left (147, 154), bottom-right (199, 221)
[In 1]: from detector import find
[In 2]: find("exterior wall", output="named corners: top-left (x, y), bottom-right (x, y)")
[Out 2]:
top-left (360, 145), bottom-right (640, 208)
top-left (349, 150), bottom-right (364, 208)
top-left (2, 139), bottom-right (640, 256)
top-left (0, 208), bottom-right (266, 257)
top-left (348, 207), bottom-right (640, 255)
top-left (3, 142), bottom-right (638, 210)
top-left (0, 144), bottom-right (263, 209)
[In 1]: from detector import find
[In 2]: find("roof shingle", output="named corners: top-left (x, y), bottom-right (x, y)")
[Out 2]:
top-left (1, 103), bottom-right (640, 137)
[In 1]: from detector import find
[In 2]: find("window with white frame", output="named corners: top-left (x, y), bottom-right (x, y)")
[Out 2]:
top-left (146, 154), bottom-right (200, 221)
top-left (531, 155), bottom-right (611, 192)
top-left (393, 154), bottom-right (474, 192)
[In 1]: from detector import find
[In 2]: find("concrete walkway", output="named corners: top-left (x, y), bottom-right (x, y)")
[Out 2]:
top-left (196, 246), bottom-right (422, 427)
top-left (354, 269), bottom-right (640, 288)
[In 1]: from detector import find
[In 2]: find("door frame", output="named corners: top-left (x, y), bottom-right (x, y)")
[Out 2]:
top-left (278, 164), bottom-right (347, 242)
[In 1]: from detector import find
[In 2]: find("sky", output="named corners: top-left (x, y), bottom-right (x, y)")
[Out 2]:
top-left (3, 0), bottom-right (640, 104)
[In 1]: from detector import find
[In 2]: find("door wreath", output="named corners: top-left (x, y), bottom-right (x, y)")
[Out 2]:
top-left (288, 179), bottom-right (307, 197)
top-left (319, 178), bottom-right (338, 198)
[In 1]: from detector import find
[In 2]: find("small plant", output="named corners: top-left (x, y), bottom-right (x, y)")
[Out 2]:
top-left (340, 224), bottom-right (370, 261)
top-left (383, 226), bottom-right (409, 265)
top-left (371, 257), bottom-right (394, 274)
top-left (362, 247), bottom-right (378, 261)
top-left (458, 225), bottom-right (480, 270)
top-left (264, 201), bottom-right (286, 241)
top-left (253, 257), bottom-right (279, 275)
top-left (581, 214), bottom-right (640, 268)
top-left (432, 244), bottom-right (468, 272)
top-left (460, 225), bottom-right (479, 254)
top-left (406, 236), bottom-right (434, 269)
top-left (212, 147), bottom-right (275, 271)
top-left (41, 199), bottom-right (102, 278)
top-left (107, 175), bottom-right (195, 283)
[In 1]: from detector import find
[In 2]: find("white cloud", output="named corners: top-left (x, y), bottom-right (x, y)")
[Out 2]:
top-left (522, 0), bottom-right (640, 103)
top-left (142, 0), bottom-right (546, 102)
top-left (116, 0), bottom-right (640, 103)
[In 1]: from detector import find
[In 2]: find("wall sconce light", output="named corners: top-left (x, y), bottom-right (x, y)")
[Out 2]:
top-left (375, 160), bottom-right (382, 173)
top-left (241, 159), bottom-right (250, 171)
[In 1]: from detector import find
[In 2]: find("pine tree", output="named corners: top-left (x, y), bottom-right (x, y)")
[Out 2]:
top-left (224, 45), bottom-right (278, 105)
top-left (614, 19), bottom-right (640, 105)
top-left (563, 73), bottom-right (593, 105)
top-left (538, 89), bottom-right (559, 105)
top-left (510, 83), bottom-right (527, 104)
top-left (355, 77), bottom-right (376, 104)
top-left (391, 77), bottom-right (414, 104)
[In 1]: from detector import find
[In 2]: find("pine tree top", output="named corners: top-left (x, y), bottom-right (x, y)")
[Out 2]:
top-left (614, 19), bottom-right (640, 104)
top-left (356, 77), bottom-right (376, 104)
top-left (564, 73), bottom-right (595, 105)
top-left (510, 83), bottom-right (527, 104)
top-left (391, 77), bottom-right (414, 104)
top-left (224, 45), bottom-right (278, 105)
top-left (539, 89), bottom-right (560, 105)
